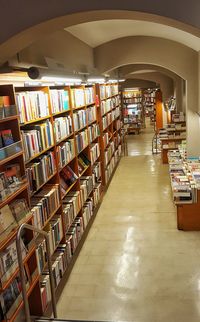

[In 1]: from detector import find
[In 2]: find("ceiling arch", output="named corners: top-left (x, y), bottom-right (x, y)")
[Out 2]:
top-left (94, 36), bottom-right (198, 80)
top-left (1, 9), bottom-right (200, 65)
top-left (66, 20), bottom-right (200, 50)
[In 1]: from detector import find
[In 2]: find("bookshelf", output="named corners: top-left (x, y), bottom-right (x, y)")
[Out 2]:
top-left (168, 147), bottom-right (200, 230)
top-left (122, 89), bottom-right (143, 134)
top-left (159, 113), bottom-right (186, 164)
top-left (0, 82), bottom-right (122, 320)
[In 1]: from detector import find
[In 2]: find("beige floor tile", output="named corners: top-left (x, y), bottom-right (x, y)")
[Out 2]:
top-left (57, 122), bottom-right (200, 322)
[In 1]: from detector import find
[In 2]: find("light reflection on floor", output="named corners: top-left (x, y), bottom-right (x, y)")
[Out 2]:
top-left (57, 121), bottom-right (200, 322)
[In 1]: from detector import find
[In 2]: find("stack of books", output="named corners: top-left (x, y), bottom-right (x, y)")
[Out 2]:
top-left (50, 89), bottom-right (69, 114)
top-left (54, 116), bottom-right (72, 142)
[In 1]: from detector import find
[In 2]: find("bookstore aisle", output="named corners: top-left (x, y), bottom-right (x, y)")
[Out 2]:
top-left (57, 123), bottom-right (200, 322)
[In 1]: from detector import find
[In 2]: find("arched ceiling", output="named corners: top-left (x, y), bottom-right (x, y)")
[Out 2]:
top-left (66, 20), bottom-right (200, 50)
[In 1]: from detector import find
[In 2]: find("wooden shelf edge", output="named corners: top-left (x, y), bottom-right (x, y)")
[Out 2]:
top-left (0, 245), bottom-right (36, 291)
top-left (0, 183), bottom-right (28, 210)
top-left (20, 115), bottom-right (51, 126)
top-left (25, 145), bottom-right (55, 164)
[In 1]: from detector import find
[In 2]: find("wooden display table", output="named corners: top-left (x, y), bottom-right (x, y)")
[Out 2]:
top-left (160, 137), bottom-right (185, 164)
top-left (177, 191), bottom-right (200, 230)
top-left (127, 122), bottom-right (141, 134)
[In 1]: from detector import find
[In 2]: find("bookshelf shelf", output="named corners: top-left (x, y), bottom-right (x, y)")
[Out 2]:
top-left (52, 109), bottom-right (71, 117)
top-left (58, 155), bottom-right (76, 172)
top-left (20, 115), bottom-right (51, 126)
top-left (88, 119), bottom-right (97, 126)
top-left (41, 204), bottom-right (62, 230)
top-left (61, 180), bottom-right (79, 200)
top-left (0, 150), bottom-right (23, 167)
top-left (77, 143), bottom-right (89, 155)
top-left (79, 165), bottom-right (90, 177)
top-left (75, 124), bottom-right (88, 133)
top-left (0, 82), bottom-right (122, 321)
top-left (0, 115), bottom-right (19, 124)
top-left (86, 102), bottom-right (95, 107)
top-left (55, 132), bottom-right (74, 145)
top-left (8, 273), bottom-right (40, 322)
top-left (0, 245), bottom-right (36, 291)
top-left (0, 182), bottom-right (28, 210)
top-left (25, 145), bottom-right (55, 164)
top-left (72, 105), bottom-right (85, 110)
top-left (0, 140), bottom-right (23, 163)
top-left (0, 213), bottom-right (33, 251)
top-left (30, 171), bottom-right (57, 197)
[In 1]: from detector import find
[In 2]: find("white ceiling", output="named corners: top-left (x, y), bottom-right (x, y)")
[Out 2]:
top-left (65, 20), bottom-right (200, 50)
top-left (131, 70), bottom-right (156, 74)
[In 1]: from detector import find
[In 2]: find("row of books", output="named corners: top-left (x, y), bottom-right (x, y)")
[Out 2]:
top-left (40, 242), bottom-right (72, 311)
top-left (87, 105), bottom-right (96, 124)
top-left (104, 142), bottom-right (115, 167)
top-left (105, 145), bottom-right (122, 184)
top-left (90, 142), bottom-right (100, 164)
top-left (123, 91), bottom-right (141, 98)
top-left (66, 217), bottom-right (84, 254)
top-left (172, 112), bottom-right (185, 123)
top-left (159, 127), bottom-right (186, 140)
top-left (0, 238), bottom-right (27, 286)
top-left (60, 166), bottom-right (78, 197)
top-left (101, 96), bottom-right (119, 115)
top-left (0, 199), bottom-right (29, 239)
top-left (80, 176), bottom-right (93, 204)
top-left (71, 88), bottom-right (85, 108)
top-left (26, 151), bottom-right (56, 194)
top-left (168, 149), bottom-right (200, 204)
top-left (16, 91), bottom-right (49, 124)
top-left (78, 153), bottom-right (90, 175)
top-left (93, 182), bottom-right (102, 208)
top-left (114, 133), bottom-right (121, 148)
top-left (103, 132), bottom-right (110, 149)
top-left (113, 106), bottom-right (120, 119)
top-left (54, 116), bottom-right (73, 143)
top-left (99, 84), bottom-right (119, 100)
top-left (76, 129), bottom-right (89, 153)
top-left (57, 139), bottom-right (75, 170)
top-left (115, 120), bottom-right (122, 131)
top-left (63, 200), bottom-right (77, 233)
top-left (85, 87), bottom-right (95, 105)
top-left (21, 120), bottom-right (54, 162)
top-left (92, 162), bottom-right (101, 183)
top-left (0, 266), bottom-right (34, 320)
top-left (50, 89), bottom-right (69, 114)
top-left (63, 190), bottom-right (82, 221)
top-left (73, 109), bottom-right (87, 131)
top-left (31, 185), bottom-right (60, 229)
top-left (82, 198), bottom-right (93, 229)
top-left (88, 123), bottom-right (99, 143)
top-left (0, 164), bottom-right (25, 203)
top-left (45, 215), bottom-right (64, 255)
top-left (102, 112), bottom-right (112, 130)
top-left (123, 97), bottom-right (142, 103)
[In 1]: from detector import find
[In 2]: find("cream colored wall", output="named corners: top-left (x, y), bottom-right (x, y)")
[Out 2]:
top-left (122, 79), bottom-right (156, 89)
top-left (119, 64), bottom-right (184, 111)
top-left (174, 78), bottom-right (185, 112)
top-left (17, 30), bottom-right (94, 73)
top-left (94, 36), bottom-right (200, 156)
top-left (127, 72), bottom-right (174, 102)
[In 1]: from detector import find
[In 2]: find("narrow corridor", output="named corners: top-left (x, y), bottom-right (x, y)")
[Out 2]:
top-left (57, 123), bottom-right (200, 322)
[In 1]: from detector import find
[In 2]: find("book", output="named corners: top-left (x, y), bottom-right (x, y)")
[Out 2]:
top-left (1, 129), bottom-right (14, 147)
top-left (0, 205), bottom-right (17, 236)
top-left (9, 199), bottom-right (29, 224)
top-left (5, 163), bottom-right (21, 184)
top-left (60, 166), bottom-right (78, 188)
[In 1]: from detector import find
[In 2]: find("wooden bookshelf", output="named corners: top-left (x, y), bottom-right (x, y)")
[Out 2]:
top-left (0, 82), bottom-right (122, 321)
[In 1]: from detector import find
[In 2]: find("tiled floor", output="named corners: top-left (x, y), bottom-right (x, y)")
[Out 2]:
top-left (57, 122), bottom-right (200, 322)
